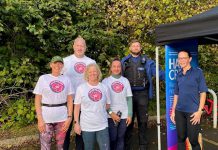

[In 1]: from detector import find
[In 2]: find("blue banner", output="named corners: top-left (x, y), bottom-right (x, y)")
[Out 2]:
top-left (165, 40), bottom-right (198, 150)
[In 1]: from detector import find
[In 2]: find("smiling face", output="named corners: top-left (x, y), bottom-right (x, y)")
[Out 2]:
top-left (87, 65), bottom-right (99, 82)
top-left (73, 38), bottom-right (86, 58)
top-left (178, 51), bottom-right (192, 70)
top-left (130, 42), bottom-right (141, 56)
top-left (110, 60), bottom-right (121, 75)
top-left (50, 61), bottom-right (64, 75)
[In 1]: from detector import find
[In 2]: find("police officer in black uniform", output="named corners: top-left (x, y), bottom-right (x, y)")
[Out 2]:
top-left (121, 40), bottom-right (165, 150)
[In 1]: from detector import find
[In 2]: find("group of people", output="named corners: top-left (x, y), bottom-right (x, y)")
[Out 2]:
top-left (34, 36), bottom-right (207, 150)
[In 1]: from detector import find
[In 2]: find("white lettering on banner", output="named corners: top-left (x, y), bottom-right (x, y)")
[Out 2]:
top-left (169, 70), bottom-right (178, 80)
top-left (168, 58), bottom-right (179, 80)
top-left (169, 58), bottom-right (177, 70)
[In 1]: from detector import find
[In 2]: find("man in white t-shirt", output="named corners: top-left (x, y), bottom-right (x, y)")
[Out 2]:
top-left (62, 36), bottom-right (96, 150)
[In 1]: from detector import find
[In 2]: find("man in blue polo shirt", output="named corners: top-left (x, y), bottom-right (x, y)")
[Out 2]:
top-left (170, 50), bottom-right (208, 150)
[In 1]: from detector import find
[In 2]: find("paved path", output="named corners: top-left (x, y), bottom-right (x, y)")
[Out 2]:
top-left (1, 117), bottom-right (217, 150)
top-left (144, 125), bottom-right (218, 150)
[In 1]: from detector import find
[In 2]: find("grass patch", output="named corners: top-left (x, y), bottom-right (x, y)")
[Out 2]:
top-left (0, 124), bottom-right (38, 140)
top-left (148, 98), bottom-right (166, 116)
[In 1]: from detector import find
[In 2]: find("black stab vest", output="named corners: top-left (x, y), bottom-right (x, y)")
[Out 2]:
top-left (123, 56), bottom-right (148, 88)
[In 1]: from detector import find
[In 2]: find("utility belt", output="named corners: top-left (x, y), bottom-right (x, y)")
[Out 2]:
top-left (130, 79), bottom-right (149, 90)
top-left (42, 102), bottom-right (67, 107)
top-left (131, 86), bottom-right (149, 91)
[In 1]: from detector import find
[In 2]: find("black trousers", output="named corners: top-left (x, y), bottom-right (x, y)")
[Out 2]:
top-left (63, 120), bottom-right (73, 150)
top-left (175, 110), bottom-right (201, 150)
top-left (63, 120), bottom-right (84, 150)
top-left (125, 90), bottom-right (149, 150)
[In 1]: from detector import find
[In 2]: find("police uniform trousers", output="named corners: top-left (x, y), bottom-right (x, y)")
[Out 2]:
top-left (125, 90), bottom-right (149, 150)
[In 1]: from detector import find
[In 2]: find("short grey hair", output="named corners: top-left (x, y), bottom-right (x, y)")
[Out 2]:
top-left (73, 35), bottom-right (86, 47)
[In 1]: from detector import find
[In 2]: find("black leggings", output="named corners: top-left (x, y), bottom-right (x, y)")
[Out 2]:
top-left (175, 110), bottom-right (201, 150)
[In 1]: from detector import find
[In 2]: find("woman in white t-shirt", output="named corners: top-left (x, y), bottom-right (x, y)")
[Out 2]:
top-left (33, 56), bottom-right (74, 150)
top-left (102, 58), bottom-right (133, 150)
top-left (74, 63), bottom-right (110, 150)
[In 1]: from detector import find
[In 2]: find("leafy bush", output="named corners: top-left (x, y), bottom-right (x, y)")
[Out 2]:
top-left (0, 57), bottom-right (39, 129)
top-left (0, 98), bottom-right (35, 129)
top-left (0, 57), bottom-right (40, 88)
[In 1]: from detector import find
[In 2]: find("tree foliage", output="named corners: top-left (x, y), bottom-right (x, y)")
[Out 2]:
top-left (0, 0), bottom-right (217, 128)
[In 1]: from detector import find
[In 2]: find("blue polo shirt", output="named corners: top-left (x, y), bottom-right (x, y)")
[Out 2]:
top-left (174, 67), bottom-right (208, 113)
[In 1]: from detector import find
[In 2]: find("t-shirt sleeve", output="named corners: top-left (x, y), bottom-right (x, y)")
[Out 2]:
top-left (198, 69), bottom-right (208, 93)
top-left (92, 59), bottom-right (96, 64)
top-left (33, 76), bottom-right (43, 95)
top-left (74, 86), bottom-right (82, 104)
top-left (101, 78), bottom-right (107, 85)
top-left (66, 77), bottom-right (75, 95)
top-left (104, 84), bottom-right (111, 104)
top-left (125, 78), bottom-right (133, 97)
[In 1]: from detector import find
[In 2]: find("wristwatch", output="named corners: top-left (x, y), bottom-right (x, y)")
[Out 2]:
top-left (108, 110), bottom-right (113, 115)
top-left (198, 108), bottom-right (204, 113)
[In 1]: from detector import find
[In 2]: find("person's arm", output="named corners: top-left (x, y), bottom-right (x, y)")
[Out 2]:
top-left (62, 94), bottom-right (73, 132)
top-left (108, 110), bottom-right (121, 123)
top-left (35, 94), bottom-right (45, 133)
top-left (74, 104), bottom-right (81, 135)
top-left (190, 69), bottom-right (208, 125)
top-left (127, 96), bottom-right (133, 117)
top-left (66, 94), bottom-right (73, 118)
top-left (197, 69), bottom-right (208, 112)
top-left (74, 86), bottom-right (82, 135)
top-left (198, 92), bottom-right (207, 112)
top-left (121, 55), bottom-right (131, 75)
top-left (149, 59), bottom-right (165, 81)
top-left (170, 95), bottom-right (178, 124)
top-left (170, 74), bottom-right (179, 124)
top-left (190, 92), bottom-right (206, 125)
top-left (126, 96), bottom-right (132, 126)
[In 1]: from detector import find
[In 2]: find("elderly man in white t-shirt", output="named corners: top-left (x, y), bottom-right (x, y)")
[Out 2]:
top-left (62, 36), bottom-right (96, 150)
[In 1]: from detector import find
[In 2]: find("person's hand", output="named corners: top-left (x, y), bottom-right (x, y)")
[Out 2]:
top-left (190, 111), bottom-right (202, 125)
top-left (126, 116), bottom-right (132, 126)
top-left (110, 112), bottom-right (121, 123)
top-left (170, 110), bottom-right (176, 124)
top-left (62, 117), bottom-right (72, 132)
top-left (74, 123), bottom-right (81, 135)
top-left (37, 118), bottom-right (46, 133)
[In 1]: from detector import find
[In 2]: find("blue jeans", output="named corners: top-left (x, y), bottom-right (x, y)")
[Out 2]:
top-left (82, 127), bottom-right (110, 150)
top-left (108, 118), bottom-right (127, 150)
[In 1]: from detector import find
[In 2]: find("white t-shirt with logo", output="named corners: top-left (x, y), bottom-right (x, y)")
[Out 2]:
top-left (74, 82), bottom-right (110, 132)
top-left (33, 74), bottom-right (74, 123)
top-left (62, 54), bottom-right (96, 90)
top-left (102, 76), bottom-right (132, 119)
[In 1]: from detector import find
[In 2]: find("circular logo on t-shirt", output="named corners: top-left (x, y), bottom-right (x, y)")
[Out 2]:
top-left (74, 62), bottom-right (86, 74)
top-left (88, 88), bottom-right (102, 102)
top-left (49, 80), bottom-right (65, 93)
top-left (111, 81), bottom-right (124, 93)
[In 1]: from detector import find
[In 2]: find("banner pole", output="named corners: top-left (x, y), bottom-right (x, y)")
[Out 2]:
top-left (156, 46), bottom-right (161, 150)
